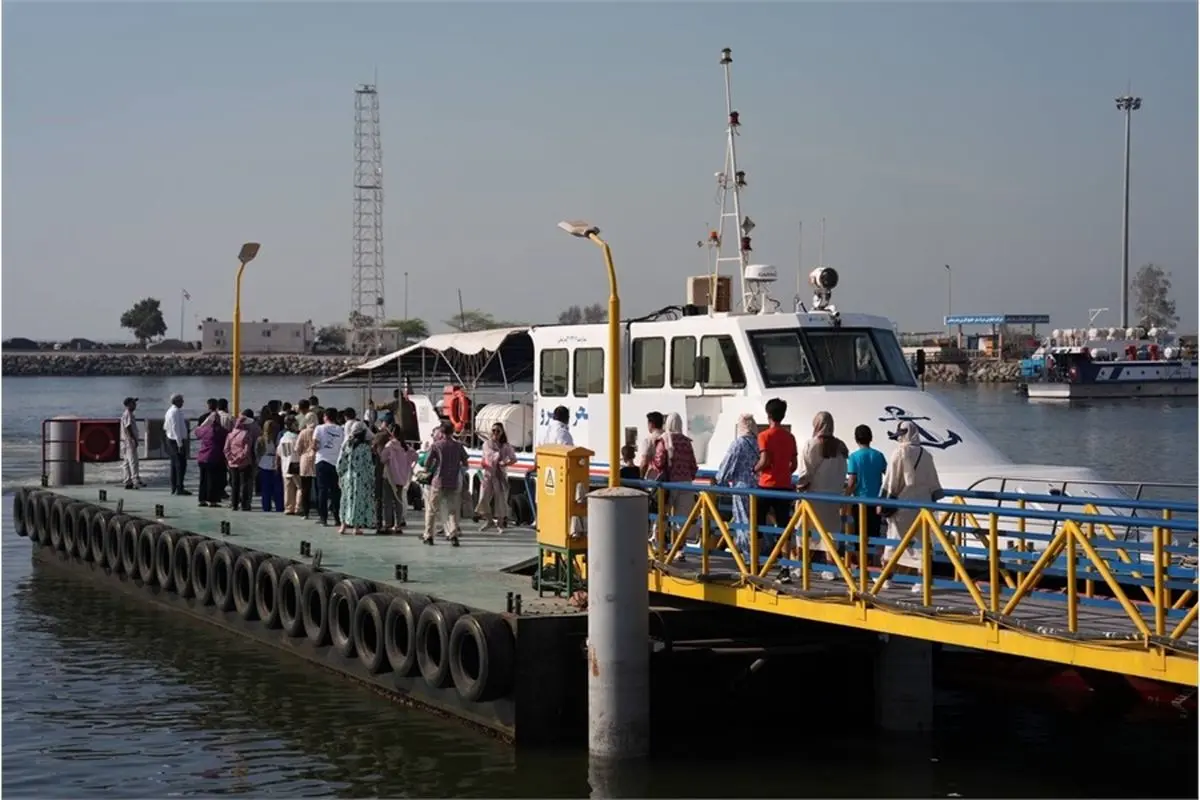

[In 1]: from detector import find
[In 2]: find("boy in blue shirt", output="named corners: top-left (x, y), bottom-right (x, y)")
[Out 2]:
top-left (846, 424), bottom-right (887, 565)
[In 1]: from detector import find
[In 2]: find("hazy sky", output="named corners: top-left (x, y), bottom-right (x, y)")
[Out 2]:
top-left (3, 1), bottom-right (1196, 342)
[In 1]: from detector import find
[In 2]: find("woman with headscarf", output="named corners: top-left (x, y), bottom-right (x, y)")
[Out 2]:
top-left (295, 417), bottom-right (317, 519)
top-left (194, 412), bottom-right (228, 508)
top-left (475, 422), bottom-right (518, 530)
top-left (337, 420), bottom-right (376, 535)
top-left (880, 420), bottom-right (944, 585)
top-left (795, 411), bottom-right (849, 571)
top-left (256, 419), bottom-right (284, 512)
top-left (716, 413), bottom-right (760, 553)
top-left (659, 412), bottom-right (699, 528)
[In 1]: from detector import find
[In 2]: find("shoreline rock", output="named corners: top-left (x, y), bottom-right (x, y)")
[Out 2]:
top-left (3, 351), bottom-right (1025, 383)
top-left (923, 359), bottom-right (1023, 384)
top-left (1, 352), bottom-right (362, 378)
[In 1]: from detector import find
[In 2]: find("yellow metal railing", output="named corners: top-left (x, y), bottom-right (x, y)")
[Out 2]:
top-left (644, 486), bottom-right (1198, 679)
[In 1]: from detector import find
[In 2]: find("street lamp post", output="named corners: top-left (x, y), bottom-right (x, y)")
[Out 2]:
top-left (944, 264), bottom-right (952, 336)
top-left (232, 242), bottom-right (261, 415)
top-left (1115, 94), bottom-right (1141, 329)
top-left (557, 220), bottom-right (620, 488)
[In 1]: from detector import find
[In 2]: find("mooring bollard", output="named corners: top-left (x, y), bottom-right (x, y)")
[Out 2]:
top-left (586, 487), bottom-right (650, 761)
top-left (98, 489), bottom-right (108, 502)
top-left (154, 504), bottom-right (165, 519)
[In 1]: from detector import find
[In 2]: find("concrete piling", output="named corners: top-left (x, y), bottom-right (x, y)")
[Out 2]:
top-left (586, 487), bottom-right (651, 761)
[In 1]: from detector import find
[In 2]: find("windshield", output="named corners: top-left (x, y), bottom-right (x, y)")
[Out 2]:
top-left (747, 328), bottom-right (916, 387)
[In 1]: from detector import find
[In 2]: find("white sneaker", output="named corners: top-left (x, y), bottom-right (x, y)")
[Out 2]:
top-left (910, 584), bottom-right (925, 594)
top-left (480, 521), bottom-right (497, 532)
top-left (817, 570), bottom-right (835, 582)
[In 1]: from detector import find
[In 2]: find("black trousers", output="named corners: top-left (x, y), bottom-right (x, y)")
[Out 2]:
top-left (230, 466), bottom-right (254, 510)
top-left (300, 475), bottom-right (314, 517)
top-left (198, 462), bottom-right (224, 504)
top-left (165, 439), bottom-right (188, 493)
top-left (315, 461), bottom-right (341, 524)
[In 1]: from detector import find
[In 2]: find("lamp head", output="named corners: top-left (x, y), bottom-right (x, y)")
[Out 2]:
top-left (238, 242), bottom-right (261, 264)
top-left (557, 220), bottom-right (600, 239)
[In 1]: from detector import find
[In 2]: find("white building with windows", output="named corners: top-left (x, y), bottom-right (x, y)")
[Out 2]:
top-left (200, 320), bottom-right (316, 355)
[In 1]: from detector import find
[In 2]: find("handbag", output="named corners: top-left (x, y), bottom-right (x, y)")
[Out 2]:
top-left (287, 461), bottom-right (300, 476)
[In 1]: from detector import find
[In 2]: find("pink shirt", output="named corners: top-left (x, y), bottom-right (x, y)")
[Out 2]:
top-left (380, 440), bottom-right (417, 485)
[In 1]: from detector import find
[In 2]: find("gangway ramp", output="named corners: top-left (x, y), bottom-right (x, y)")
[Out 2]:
top-left (633, 481), bottom-right (1198, 687)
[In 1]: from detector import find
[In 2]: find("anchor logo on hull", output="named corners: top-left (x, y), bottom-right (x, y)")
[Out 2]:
top-left (878, 405), bottom-right (962, 450)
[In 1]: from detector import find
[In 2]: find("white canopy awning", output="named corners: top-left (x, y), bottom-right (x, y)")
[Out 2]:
top-left (312, 327), bottom-right (535, 390)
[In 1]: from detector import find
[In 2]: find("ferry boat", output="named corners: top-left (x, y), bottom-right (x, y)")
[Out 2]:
top-left (1019, 326), bottom-right (1198, 401)
top-left (315, 47), bottom-right (1190, 556)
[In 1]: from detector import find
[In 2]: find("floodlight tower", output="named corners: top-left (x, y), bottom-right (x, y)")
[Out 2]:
top-left (1115, 93), bottom-right (1141, 329)
top-left (352, 81), bottom-right (385, 354)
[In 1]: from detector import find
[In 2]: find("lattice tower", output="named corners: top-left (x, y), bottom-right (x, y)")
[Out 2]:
top-left (351, 82), bottom-right (385, 354)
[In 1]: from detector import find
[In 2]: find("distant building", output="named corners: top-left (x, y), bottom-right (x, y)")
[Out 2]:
top-left (201, 320), bottom-right (315, 355)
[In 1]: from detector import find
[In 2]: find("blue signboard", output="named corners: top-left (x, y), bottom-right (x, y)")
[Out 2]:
top-left (944, 314), bottom-right (1050, 326)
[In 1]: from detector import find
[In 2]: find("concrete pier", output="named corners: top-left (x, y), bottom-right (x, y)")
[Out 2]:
top-left (586, 488), bottom-right (650, 760)
top-left (874, 633), bottom-right (934, 733)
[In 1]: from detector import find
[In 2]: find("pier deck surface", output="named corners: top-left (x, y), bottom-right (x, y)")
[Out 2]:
top-left (52, 484), bottom-right (573, 617)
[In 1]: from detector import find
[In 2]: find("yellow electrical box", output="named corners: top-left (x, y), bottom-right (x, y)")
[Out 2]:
top-left (535, 444), bottom-right (593, 550)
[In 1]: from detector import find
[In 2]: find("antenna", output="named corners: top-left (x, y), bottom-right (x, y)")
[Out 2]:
top-left (706, 47), bottom-right (756, 312)
top-left (351, 79), bottom-right (385, 355)
top-left (819, 217), bottom-right (826, 267)
top-left (796, 221), bottom-right (803, 299)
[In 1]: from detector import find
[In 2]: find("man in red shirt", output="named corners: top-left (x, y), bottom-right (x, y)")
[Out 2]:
top-left (755, 398), bottom-right (798, 580)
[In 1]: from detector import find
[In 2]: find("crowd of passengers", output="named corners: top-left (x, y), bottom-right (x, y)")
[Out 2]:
top-left (117, 391), bottom-right (943, 573)
top-left (537, 398), bottom-right (943, 588)
top-left (117, 392), bottom-right (519, 546)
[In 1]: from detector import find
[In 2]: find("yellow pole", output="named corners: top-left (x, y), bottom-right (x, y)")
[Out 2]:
top-left (587, 233), bottom-right (621, 488)
top-left (232, 260), bottom-right (247, 415)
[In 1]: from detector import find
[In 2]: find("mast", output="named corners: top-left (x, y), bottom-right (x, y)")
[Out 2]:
top-left (706, 47), bottom-right (756, 312)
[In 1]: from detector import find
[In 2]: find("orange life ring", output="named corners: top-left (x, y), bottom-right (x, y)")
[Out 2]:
top-left (448, 393), bottom-right (471, 433)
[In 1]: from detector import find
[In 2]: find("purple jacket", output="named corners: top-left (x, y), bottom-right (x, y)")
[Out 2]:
top-left (195, 420), bottom-right (228, 465)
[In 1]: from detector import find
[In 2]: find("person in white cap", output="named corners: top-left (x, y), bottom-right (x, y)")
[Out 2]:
top-left (120, 397), bottom-right (145, 490)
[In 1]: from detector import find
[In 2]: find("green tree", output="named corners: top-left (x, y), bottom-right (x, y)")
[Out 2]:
top-left (348, 310), bottom-right (373, 329)
top-left (383, 318), bottom-right (430, 340)
top-left (557, 305), bottom-right (583, 325)
top-left (315, 325), bottom-right (347, 348)
top-left (1132, 263), bottom-right (1179, 330)
top-left (582, 303), bottom-right (606, 323)
top-left (444, 309), bottom-right (524, 332)
top-left (119, 297), bottom-right (167, 345)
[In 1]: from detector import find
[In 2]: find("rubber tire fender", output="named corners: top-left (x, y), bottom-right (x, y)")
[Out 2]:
top-left (88, 508), bottom-right (113, 567)
top-left (301, 572), bottom-right (335, 646)
top-left (449, 612), bottom-right (517, 703)
top-left (191, 540), bottom-right (220, 605)
top-left (278, 564), bottom-right (312, 637)
top-left (329, 579), bottom-right (374, 658)
top-left (49, 500), bottom-right (69, 551)
top-left (34, 493), bottom-right (55, 546)
top-left (62, 502), bottom-right (89, 557)
top-left (120, 518), bottom-right (148, 577)
top-left (172, 535), bottom-right (203, 599)
top-left (353, 593), bottom-right (391, 673)
top-left (136, 524), bottom-right (165, 585)
top-left (25, 491), bottom-right (47, 543)
top-left (12, 488), bottom-right (29, 537)
top-left (416, 601), bottom-right (468, 689)
top-left (211, 545), bottom-right (242, 612)
top-left (154, 529), bottom-right (181, 590)
top-left (104, 514), bottom-right (131, 571)
top-left (384, 591), bottom-right (431, 679)
top-left (254, 557), bottom-right (291, 629)
top-left (73, 505), bottom-right (100, 560)
top-left (231, 551), bottom-right (265, 620)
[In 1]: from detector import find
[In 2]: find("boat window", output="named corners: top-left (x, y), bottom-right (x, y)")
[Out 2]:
top-left (631, 337), bottom-right (665, 389)
top-left (671, 336), bottom-right (696, 388)
top-left (870, 328), bottom-right (918, 387)
top-left (805, 329), bottom-right (892, 385)
top-left (540, 348), bottom-right (569, 397)
top-left (747, 331), bottom-right (817, 387)
top-left (573, 347), bottom-right (605, 396)
top-left (699, 335), bottom-right (746, 389)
